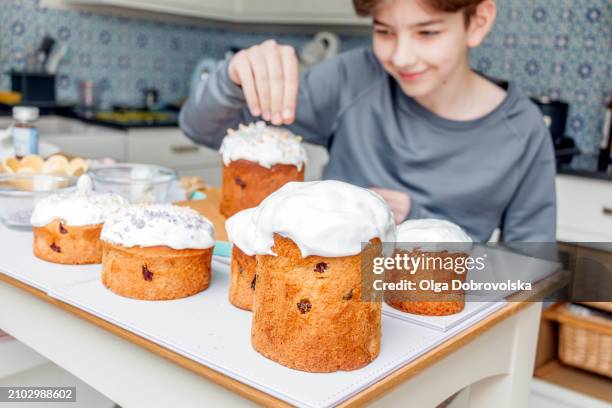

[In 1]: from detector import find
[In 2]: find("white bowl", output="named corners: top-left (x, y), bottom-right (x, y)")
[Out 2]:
top-left (88, 163), bottom-right (176, 204)
top-left (0, 174), bottom-right (77, 228)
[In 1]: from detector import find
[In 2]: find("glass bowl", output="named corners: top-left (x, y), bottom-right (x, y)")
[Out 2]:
top-left (88, 163), bottom-right (176, 204)
top-left (0, 174), bottom-right (77, 228)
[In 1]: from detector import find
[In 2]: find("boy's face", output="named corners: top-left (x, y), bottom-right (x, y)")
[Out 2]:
top-left (372, 0), bottom-right (476, 99)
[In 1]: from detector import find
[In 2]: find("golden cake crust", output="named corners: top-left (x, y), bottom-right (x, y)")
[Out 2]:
top-left (220, 159), bottom-right (305, 218)
top-left (251, 234), bottom-right (382, 372)
top-left (101, 242), bottom-right (212, 300)
top-left (33, 220), bottom-right (103, 264)
top-left (229, 246), bottom-right (257, 311)
top-left (385, 250), bottom-right (468, 316)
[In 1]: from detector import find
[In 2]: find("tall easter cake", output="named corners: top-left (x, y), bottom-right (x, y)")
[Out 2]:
top-left (248, 180), bottom-right (396, 372)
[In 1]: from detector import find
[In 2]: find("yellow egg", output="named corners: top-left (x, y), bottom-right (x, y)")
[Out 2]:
top-left (67, 157), bottom-right (87, 176)
top-left (3, 157), bottom-right (20, 172)
top-left (20, 155), bottom-right (44, 172)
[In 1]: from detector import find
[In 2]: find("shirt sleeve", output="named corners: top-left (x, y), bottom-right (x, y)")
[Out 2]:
top-left (406, 200), bottom-right (439, 220)
top-left (500, 127), bottom-right (557, 242)
top-left (179, 57), bottom-right (344, 150)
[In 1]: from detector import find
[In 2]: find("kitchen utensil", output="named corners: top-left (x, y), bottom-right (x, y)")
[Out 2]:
top-left (45, 44), bottom-right (68, 74)
top-left (597, 99), bottom-right (612, 171)
top-left (142, 88), bottom-right (159, 111)
top-left (10, 71), bottom-right (56, 104)
top-left (531, 96), bottom-right (569, 145)
top-left (0, 173), bottom-right (77, 228)
top-left (38, 36), bottom-right (56, 71)
top-left (88, 163), bottom-right (176, 204)
top-left (299, 31), bottom-right (341, 67)
top-left (190, 58), bottom-right (220, 102)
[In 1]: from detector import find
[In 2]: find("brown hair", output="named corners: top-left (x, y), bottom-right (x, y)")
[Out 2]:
top-left (353, 0), bottom-right (483, 24)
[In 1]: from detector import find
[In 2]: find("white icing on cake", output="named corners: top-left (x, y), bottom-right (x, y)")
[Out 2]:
top-left (396, 219), bottom-right (473, 253)
top-left (219, 121), bottom-right (307, 170)
top-left (30, 175), bottom-right (129, 227)
top-left (250, 180), bottom-right (396, 258)
top-left (101, 204), bottom-right (215, 250)
top-left (225, 208), bottom-right (257, 256)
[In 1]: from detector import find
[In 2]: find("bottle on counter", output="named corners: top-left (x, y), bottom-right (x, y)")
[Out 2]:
top-left (12, 106), bottom-right (39, 159)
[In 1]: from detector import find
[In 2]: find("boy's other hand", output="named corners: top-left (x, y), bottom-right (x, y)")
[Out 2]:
top-left (369, 187), bottom-right (411, 224)
top-left (228, 40), bottom-right (298, 125)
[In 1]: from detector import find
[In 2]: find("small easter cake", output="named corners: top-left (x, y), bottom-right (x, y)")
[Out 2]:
top-left (100, 204), bottom-right (215, 300)
top-left (219, 121), bottom-right (306, 218)
top-left (30, 175), bottom-right (128, 264)
top-left (387, 219), bottom-right (473, 316)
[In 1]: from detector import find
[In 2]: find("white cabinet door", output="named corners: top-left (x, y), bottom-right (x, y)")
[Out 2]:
top-left (111, 0), bottom-right (233, 19)
top-left (236, 0), bottom-right (367, 24)
top-left (556, 175), bottom-right (612, 242)
top-left (32, 118), bottom-right (128, 161)
top-left (43, 132), bottom-right (127, 161)
top-left (126, 128), bottom-right (220, 170)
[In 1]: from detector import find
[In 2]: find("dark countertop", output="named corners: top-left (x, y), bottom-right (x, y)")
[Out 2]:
top-left (59, 109), bottom-right (179, 130)
top-left (557, 154), bottom-right (612, 182)
top-left (0, 103), bottom-right (179, 130)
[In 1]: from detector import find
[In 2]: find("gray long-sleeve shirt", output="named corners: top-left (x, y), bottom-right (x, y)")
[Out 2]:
top-left (180, 48), bottom-right (557, 242)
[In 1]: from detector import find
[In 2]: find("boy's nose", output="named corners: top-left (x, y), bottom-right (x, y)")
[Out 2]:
top-left (392, 34), bottom-right (418, 68)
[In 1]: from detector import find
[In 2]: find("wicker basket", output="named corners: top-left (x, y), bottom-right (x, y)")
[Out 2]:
top-left (558, 305), bottom-right (612, 378)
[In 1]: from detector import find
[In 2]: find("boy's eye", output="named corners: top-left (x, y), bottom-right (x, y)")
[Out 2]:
top-left (374, 28), bottom-right (393, 36)
top-left (419, 30), bottom-right (440, 37)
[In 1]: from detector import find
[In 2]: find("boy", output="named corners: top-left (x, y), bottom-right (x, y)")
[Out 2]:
top-left (179, 0), bottom-right (556, 242)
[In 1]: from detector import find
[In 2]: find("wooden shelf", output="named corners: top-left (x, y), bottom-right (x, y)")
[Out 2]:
top-left (534, 303), bottom-right (612, 404)
top-left (535, 360), bottom-right (612, 404)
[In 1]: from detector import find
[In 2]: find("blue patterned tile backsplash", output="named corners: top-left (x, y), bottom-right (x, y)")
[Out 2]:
top-left (1, 0), bottom-right (611, 153)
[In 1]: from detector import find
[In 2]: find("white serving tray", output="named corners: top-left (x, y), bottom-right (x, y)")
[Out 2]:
top-left (0, 224), bottom-right (101, 292)
top-left (48, 262), bottom-right (504, 408)
top-left (382, 301), bottom-right (504, 332)
top-left (381, 246), bottom-right (559, 331)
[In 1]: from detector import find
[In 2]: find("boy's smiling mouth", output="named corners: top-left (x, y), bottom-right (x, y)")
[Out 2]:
top-left (397, 69), bottom-right (429, 81)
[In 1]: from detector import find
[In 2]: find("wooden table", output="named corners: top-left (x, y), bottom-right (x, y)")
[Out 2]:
top-left (0, 191), bottom-right (555, 407)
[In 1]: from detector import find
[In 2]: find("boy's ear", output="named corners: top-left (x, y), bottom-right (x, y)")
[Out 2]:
top-left (466, 0), bottom-right (497, 48)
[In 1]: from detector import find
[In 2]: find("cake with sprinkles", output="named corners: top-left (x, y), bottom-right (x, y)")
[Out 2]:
top-left (218, 121), bottom-right (306, 218)
top-left (100, 204), bottom-right (215, 300)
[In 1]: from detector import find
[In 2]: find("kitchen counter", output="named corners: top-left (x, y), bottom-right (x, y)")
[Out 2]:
top-left (0, 103), bottom-right (179, 130)
top-left (557, 154), bottom-right (612, 182)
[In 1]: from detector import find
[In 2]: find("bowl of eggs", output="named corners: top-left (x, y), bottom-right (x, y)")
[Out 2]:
top-left (0, 173), bottom-right (77, 228)
top-left (1, 154), bottom-right (88, 177)
top-left (0, 155), bottom-right (84, 228)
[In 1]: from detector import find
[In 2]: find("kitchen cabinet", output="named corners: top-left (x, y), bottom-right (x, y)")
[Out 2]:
top-left (555, 174), bottom-right (612, 242)
top-left (44, 131), bottom-right (127, 162)
top-left (126, 128), bottom-right (219, 170)
top-left (63, 0), bottom-right (370, 25)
